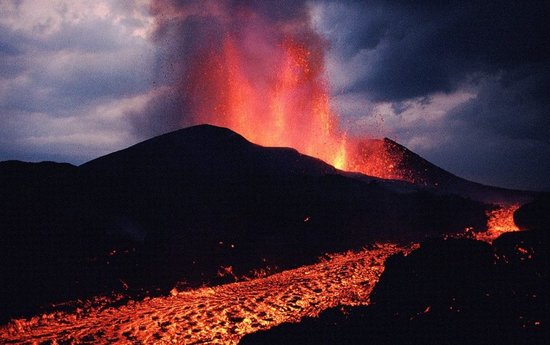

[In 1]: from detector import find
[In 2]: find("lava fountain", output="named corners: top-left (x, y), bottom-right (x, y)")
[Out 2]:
top-left (180, 11), bottom-right (348, 170)
top-left (474, 204), bottom-right (521, 242)
top-left (152, 0), bottom-right (404, 179)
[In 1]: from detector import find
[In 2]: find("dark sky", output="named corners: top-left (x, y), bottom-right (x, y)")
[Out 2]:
top-left (1, 0), bottom-right (548, 191)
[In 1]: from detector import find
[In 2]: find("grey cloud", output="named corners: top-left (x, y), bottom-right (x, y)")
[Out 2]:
top-left (320, 0), bottom-right (549, 101)
top-left (1, 48), bottom-right (154, 115)
top-left (0, 25), bottom-right (30, 77)
top-left (424, 129), bottom-right (550, 191)
top-left (0, 1), bottom-right (155, 164)
top-left (0, 12), bottom-right (155, 113)
top-left (0, 30), bottom-right (22, 56)
top-left (454, 69), bottom-right (550, 143)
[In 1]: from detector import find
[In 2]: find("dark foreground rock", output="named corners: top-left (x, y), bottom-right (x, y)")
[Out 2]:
top-left (240, 230), bottom-right (549, 345)
top-left (515, 195), bottom-right (550, 230)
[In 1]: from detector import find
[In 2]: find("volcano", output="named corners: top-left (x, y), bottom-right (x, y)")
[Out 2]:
top-left (0, 125), bottom-right (540, 325)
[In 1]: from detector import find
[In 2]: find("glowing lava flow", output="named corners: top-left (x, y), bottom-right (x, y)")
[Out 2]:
top-left (474, 204), bottom-right (521, 242)
top-left (0, 243), bottom-right (415, 344)
top-left (0, 207), bottom-right (523, 344)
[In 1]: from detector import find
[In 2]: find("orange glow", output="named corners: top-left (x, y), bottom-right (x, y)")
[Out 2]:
top-left (179, 17), bottom-right (409, 179)
top-left (0, 243), bottom-right (416, 344)
top-left (475, 204), bottom-right (521, 242)
top-left (347, 139), bottom-right (408, 180)
top-left (186, 34), bottom-right (350, 171)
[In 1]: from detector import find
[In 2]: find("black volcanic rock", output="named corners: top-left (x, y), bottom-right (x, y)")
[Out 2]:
top-left (0, 161), bottom-right (108, 321)
top-left (0, 125), bottom-right (494, 321)
top-left (515, 195), bottom-right (550, 230)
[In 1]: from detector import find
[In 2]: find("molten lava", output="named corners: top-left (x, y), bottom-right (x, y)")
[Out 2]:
top-left (0, 204), bottom-right (525, 343)
top-left (0, 244), bottom-right (415, 344)
top-left (185, 32), bottom-right (348, 171)
top-left (475, 204), bottom-right (521, 242)
top-left (176, 8), bottom-right (406, 179)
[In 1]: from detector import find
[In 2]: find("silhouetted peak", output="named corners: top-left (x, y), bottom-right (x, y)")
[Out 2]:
top-left (81, 124), bottom-right (336, 178)
top-left (133, 124), bottom-right (252, 152)
top-left (161, 124), bottom-right (249, 144)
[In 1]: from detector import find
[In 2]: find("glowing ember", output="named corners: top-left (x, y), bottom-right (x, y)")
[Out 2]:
top-left (475, 204), bottom-right (521, 242)
top-left (0, 243), bottom-right (415, 344)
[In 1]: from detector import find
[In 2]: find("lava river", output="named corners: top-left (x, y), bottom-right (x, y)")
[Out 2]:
top-left (1, 243), bottom-right (414, 344)
top-left (0, 206), bottom-right (518, 344)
